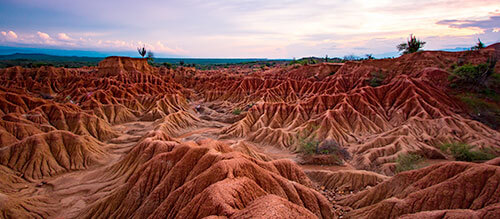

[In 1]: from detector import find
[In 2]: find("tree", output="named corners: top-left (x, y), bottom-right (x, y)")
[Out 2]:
top-left (137, 45), bottom-right (147, 58)
top-left (472, 38), bottom-right (485, 50)
top-left (365, 54), bottom-right (374, 60)
top-left (147, 50), bottom-right (154, 61)
top-left (343, 54), bottom-right (360, 61)
top-left (146, 50), bottom-right (155, 65)
top-left (397, 34), bottom-right (426, 54)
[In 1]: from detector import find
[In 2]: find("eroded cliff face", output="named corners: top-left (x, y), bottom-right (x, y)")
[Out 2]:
top-left (0, 48), bottom-right (499, 219)
top-left (97, 56), bottom-right (154, 77)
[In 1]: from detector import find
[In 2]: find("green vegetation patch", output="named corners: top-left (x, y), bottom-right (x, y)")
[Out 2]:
top-left (448, 58), bottom-right (499, 129)
top-left (458, 93), bottom-right (500, 129)
top-left (367, 71), bottom-right (386, 87)
top-left (448, 62), bottom-right (496, 90)
top-left (440, 142), bottom-right (495, 162)
top-left (395, 153), bottom-right (426, 173)
top-left (232, 108), bottom-right (242, 115)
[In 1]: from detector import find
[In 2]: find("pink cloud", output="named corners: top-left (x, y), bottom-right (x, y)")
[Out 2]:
top-left (37, 31), bottom-right (51, 40)
top-left (57, 33), bottom-right (72, 41)
top-left (7, 31), bottom-right (18, 39)
top-left (0, 30), bottom-right (188, 56)
top-left (1, 30), bottom-right (18, 41)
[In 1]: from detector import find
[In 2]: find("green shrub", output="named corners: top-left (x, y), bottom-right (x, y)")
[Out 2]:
top-left (297, 125), bottom-right (320, 154)
top-left (458, 94), bottom-right (500, 129)
top-left (232, 108), bottom-right (242, 115)
top-left (397, 34), bottom-right (426, 54)
top-left (449, 63), bottom-right (493, 88)
top-left (162, 62), bottom-right (173, 69)
top-left (367, 71), bottom-right (386, 87)
top-left (289, 57), bottom-right (319, 66)
top-left (450, 60), bottom-right (500, 129)
top-left (440, 142), bottom-right (494, 162)
top-left (471, 38), bottom-right (485, 50)
top-left (299, 137), bottom-right (320, 155)
top-left (343, 55), bottom-right (362, 61)
top-left (395, 153), bottom-right (425, 173)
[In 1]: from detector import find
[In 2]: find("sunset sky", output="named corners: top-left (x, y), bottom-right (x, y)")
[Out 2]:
top-left (1, 0), bottom-right (499, 58)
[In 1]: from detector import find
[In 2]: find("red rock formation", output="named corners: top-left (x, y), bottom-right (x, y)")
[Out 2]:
top-left (0, 46), bottom-right (499, 218)
top-left (0, 130), bottom-right (107, 179)
top-left (339, 161), bottom-right (500, 218)
top-left (97, 56), bottom-right (153, 77)
top-left (207, 48), bottom-right (500, 174)
top-left (79, 141), bottom-right (334, 218)
top-left (306, 169), bottom-right (388, 191)
top-left (0, 192), bottom-right (56, 219)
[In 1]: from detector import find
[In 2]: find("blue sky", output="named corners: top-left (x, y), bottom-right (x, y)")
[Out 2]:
top-left (1, 0), bottom-right (499, 58)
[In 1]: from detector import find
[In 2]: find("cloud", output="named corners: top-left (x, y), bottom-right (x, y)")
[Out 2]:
top-left (1, 0), bottom-right (500, 58)
top-left (37, 31), bottom-right (51, 40)
top-left (1, 30), bottom-right (18, 41)
top-left (0, 30), bottom-right (188, 56)
top-left (57, 33), bottom-right (72, 41)
top-left (436, 15), bottom-right (500, 30)
top-left (153, 41), bottom-right (187, 55)
top-left (7, 31), bottom-right (18, 39)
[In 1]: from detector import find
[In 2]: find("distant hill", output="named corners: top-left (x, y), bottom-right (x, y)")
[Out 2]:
top-left (0, 53), bottom-right (275, 68)
top-left (154, 57), bottom-right (268, 65)
top-left (0, 53), bottom-right (104, 68)
top-left (0, 53), bottom-right (105, 62)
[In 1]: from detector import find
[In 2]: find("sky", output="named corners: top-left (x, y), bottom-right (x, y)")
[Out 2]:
top-left (0, 0), bottom-right (499, 58)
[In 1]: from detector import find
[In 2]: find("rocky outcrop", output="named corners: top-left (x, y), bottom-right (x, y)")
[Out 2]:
top-left (79, 141), bottom-right (334, 219)
top-left (0, 130), bottom-right (107, 179)
top-left (339, 162), bottom-right (500, 218)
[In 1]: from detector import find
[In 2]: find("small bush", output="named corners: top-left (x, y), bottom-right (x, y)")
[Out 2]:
top-left (162, 62), bottom-right (173, 69)
top-left (298, 137), bottom-right (345, 165)
top-left (395, 153), bottom-right (425, 173)
top-left (459, 94), bottom-right (500, 129)
top-left (299, 137), bottom-right (320, 155)
top-left (147, 51), bottom-right (155, 63)
top-left (296, 125), bottom-right (320, 154)
top-left (289, 58), bottom-right (318, 66)
top-left (316, 139), bottom-right (337, 154)
top-left (343, 55), bottom-right (362, 61)
top-left (330, 153), bottom-right (344, 165)
top-left (397, 34), bottom-right (426, 54)
top-left (449, 63), bottom-right (495, 90)
top-left (232, 108), bottom-right (242, 115)
top-left (367, 71), bottom-right (386, 87)
top-left (440, 142), bottom-right (494, 162)
top-left (471, 38), bottom-right (485, 50)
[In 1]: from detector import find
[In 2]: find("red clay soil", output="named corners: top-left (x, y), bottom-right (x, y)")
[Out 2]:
top-left (338, 161), bottom-right (500, 219)
top-left (0, 46), bottom-right (499, 218)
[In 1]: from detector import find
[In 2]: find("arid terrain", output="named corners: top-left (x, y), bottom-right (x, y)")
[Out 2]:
top-left (1, 44), bottom-right (500, 219)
